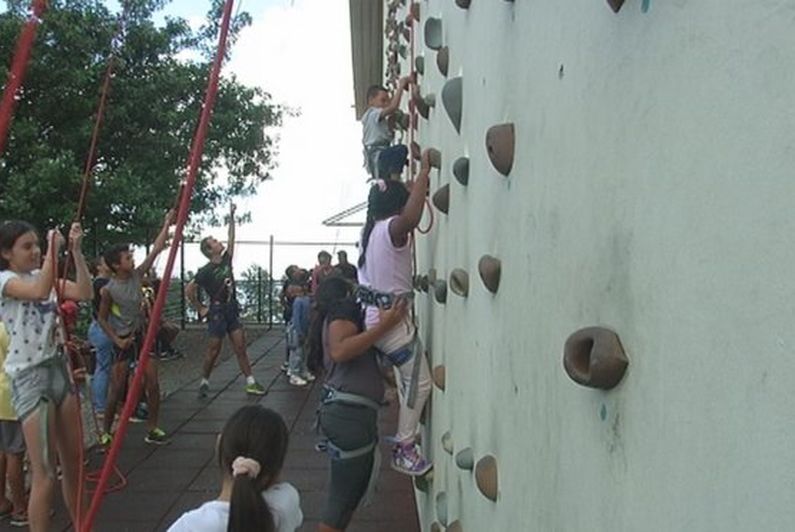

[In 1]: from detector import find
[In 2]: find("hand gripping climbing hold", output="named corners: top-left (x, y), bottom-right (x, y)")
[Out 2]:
top-left (478, 255), bottom-right (501, 294)
top-left (441, 431), bottom-right (454, 455)
top-left (432, 184), bottom-right (450, 214)
top-left (436, 46), bottom-right (449, 77)
top-left (453, 157), bottom-right (469, 186)
top-left (449, 269), bottom-right (469, 297)
top-left (442, 77), bottom-right (462, 133)
top-left (432, 365), bottom-right (446, 391)
top-left (475, 455), bottom-right (499, 502)
top-left (606, 0), bottom-right (625, 12)
top-left (563, 327), bottom-right (628, 389)
top-left (436, 492), bottom-right (449, 526)
top-left (434, 279), bottom-right (448, 303)
top-left (424, 17), bottom-right (443, 50)
top-left (455, 447), bottom-right (474, 470)
top-left (486, 123), bottom-right (515, 176)
top-left (428, 147), bottom-right (442, 169)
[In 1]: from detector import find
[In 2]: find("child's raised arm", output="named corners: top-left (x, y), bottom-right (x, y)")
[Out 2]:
top-left (378, 75), bottom-right (412, 120)
top-left (389, 149), bottom-right (431, 244)
top-left (227, 202), bottom-right (236, 259)
top-left (138, 209), bottom-right (175, 275)
top-left (60, 223), bottom-right (93, 301)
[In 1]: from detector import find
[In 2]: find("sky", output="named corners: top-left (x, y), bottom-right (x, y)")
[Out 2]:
top-left (109, 0), bottom-right (370, 277)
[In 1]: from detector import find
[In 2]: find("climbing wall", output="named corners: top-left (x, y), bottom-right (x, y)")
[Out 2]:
top-left (384, 0), bottom-right (795, 530)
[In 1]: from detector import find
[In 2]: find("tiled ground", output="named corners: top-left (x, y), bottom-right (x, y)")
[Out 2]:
top-left (0, 330), bottom-right (419, 531)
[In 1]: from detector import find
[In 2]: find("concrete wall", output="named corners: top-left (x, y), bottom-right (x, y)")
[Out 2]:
top-left (393, 1), bottom-right (795, 530)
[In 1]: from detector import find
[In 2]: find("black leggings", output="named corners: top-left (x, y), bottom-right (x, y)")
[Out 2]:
top-left (318, 401), bottom-right (378, 529)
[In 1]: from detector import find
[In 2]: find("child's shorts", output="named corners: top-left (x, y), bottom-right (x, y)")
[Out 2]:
top-left (112, 332), bottom-right (143, 364)
top-left (0, 420), bottom-right (25, 454)
top-left (376, 144), bottom-right (408, 178)
top-left (207, 302), bottom-right (242, 338)
top-left (9, 356), bottom-right (72, 422)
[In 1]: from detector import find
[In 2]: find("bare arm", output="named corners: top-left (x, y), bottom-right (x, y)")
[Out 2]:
top-left (98, 286), bottom-right (128, 348)
top-left (378, 76), bottom-right (411, 120)
top-left (186, 280), bottom-right (208, 319)
top-left (227, 202), bottom-right (236, 259)
top-left (327, 300), bottom-right (408, 363)
top-left (1, 229), bottom-right (60, 301)
top-left (137, 209), bottom-right (175, 276)
top-left (389, 149), bottom-right (431, 244)
top-left (61, 223), bottom-right (93, 301)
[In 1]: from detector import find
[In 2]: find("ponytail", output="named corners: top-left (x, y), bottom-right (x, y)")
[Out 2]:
top-left (228, 474), bottom-right (274, 532)
top-left (357, 215), bottom-right (375, 269)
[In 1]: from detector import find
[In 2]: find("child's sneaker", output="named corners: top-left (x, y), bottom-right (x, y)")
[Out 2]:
top-left (391, 441), bottom-right (432, 476)
top-left (198, 381), bottom-right (209, 398)
top-left (9, 511), bottom-right (28, 527)
top-left (144, 428), bottom-right (170, 445)
top-left (129, 403), bottom-right (148, 423)
top-left (288, 374), bottom-right (308, 387)
top-left (245, 382), bottom-right (266, 396)
top-left (98, 432), bottom-right (113, 447)
top-left (303, 372), bottom-right (316, 383)
top-left (280, 361), bottom-right (289, 373)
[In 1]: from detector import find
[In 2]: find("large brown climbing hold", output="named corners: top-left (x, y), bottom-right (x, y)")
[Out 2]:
top-left (428, 148), bottom-right (442, 169)
top-left (442, 77), bottom-right (462, 133)
top-left (455, 0), bottom-right (472, 8)
top-left (432, 184), bottom-right (449, 214)
top-left (453, 157), bottom-right (469, 186)
top-left (478, 255), bottom-right (501, 294)
top-left (455, 447), bottom-right (474, 470)
top-left (434, 279), bottom-right (447, 303)
top-left (415, 55), bottom-right (425, 75)
top-left (410, 2), bottom-right (420, 21)
top-left (606, 0), bottom-right (625, 12)
top-left (441, 431), bottom-right (454, 454)
top-left (430, 524), bottom-right (443, 532)
top-left (486, 123), bottom-right (515, 176)
top-left (424, 17), bottom-right (443, 50)
top-left (449, 269), bottom-right (469, 297)
top-left (436, 492), bottom-right (448, 526)
top-left (436, 46), bottom-right (449, 77)
top-left (563, 327), bottom-right (628, 390)
top-left (447, 521), bottom-right (463, 532)
top-left (432, 365), bottom-right (446, 391)
top-left (475, 455), bottom-right (499, 502)
top-left (410, 141), bottom-right (421, 161)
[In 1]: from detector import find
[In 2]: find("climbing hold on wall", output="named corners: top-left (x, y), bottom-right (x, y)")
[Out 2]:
top-left (424, 17), bottom-right (443, 50)
top-left (415, 55), bottom-right (425, 75)
top-left (430, 523), bottom-right (443, 532)
top-left (478, 255), bottom-right (501, 293)
top-left (410, 2), bottom-right (420, 22)
top-left (436, 492), bottom-right (449, 526)
top-left (413, 87), bottom-right (430, 119)
top-left (455, 0), bottom-right (472, 8)
top-left (447, 521), bottom-right (463, 532)
top-left (486, 123), bottom-right (515, 176)
top-left (432, 184), bottom-right (450, 214)
top-left (449, 269), bottom-right (469, 297)
top-left (442, 77), bottom-right (462, 133)
top-left (563, 327), bottom-right (628, 390)
top-left (432, 365), bottom-right (446, 391)
top-left (436, 46), bottom-right (449, 77)
top-left (410, 141), bottom-right (421, 160)
top-left (423, 93), bottom-right (437, 109)
top-left (455, 447), bottom-right (474, 470)
top-left (398, 44), bottom-right (408, 59)
top-left (395, 110), bottom-right (410, 131)
top-left (434, 279), bottom-right (448, 303)
top-left (475, 455), bottom-right (499, 502)
top-left (428, 147), bottom-right (442, 169)
top-left (414, 469), bottom-right (434, 492)
top-left (441, 431), bottom-right (454, 454)
top-left (453, 157), bottom-right (469, 186)
top-left (606, 0), bottom-right (625, 12)
top-left (419, 274), bottom-right (429, 292)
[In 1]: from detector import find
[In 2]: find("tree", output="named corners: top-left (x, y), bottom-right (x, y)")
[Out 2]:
top-left (0, 0), bottom-right (282, 247)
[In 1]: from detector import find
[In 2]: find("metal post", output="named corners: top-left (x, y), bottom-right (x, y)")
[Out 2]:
top-left (179, 239), bottom-right (186, 329)
top-left (268, 234), bottom-right (274, 330)
top-left (257, 266), bottom-right (263, 323)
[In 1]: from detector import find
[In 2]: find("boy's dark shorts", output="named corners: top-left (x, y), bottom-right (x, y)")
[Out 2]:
top-left (377, 144), bottom-right (408, 178)
top-left (207, 302), bottom-right (242, 338)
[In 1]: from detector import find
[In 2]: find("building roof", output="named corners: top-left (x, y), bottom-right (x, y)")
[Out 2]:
top-left (349, 0), bottom-right (383, 119)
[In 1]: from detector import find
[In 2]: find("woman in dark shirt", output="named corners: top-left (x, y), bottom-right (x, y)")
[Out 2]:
top-left (307, 277), bottom-right (406, 532)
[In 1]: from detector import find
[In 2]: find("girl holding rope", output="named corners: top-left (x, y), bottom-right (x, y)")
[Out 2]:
top-left (0, 221), bottom-right (92, 532)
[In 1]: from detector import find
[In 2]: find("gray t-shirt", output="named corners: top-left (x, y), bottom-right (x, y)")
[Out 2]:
top-left (322, 300), bottom-right (385, 403)
top-left (105, 272), bottom-right (143, 337)
top-left (361, 106), bottom-right (392, 148)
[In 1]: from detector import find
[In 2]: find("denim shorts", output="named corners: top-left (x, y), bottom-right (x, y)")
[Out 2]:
top-left (207, 302), bottom-right (242, 338)
top-left (9, 356), bottom-right (72, 422)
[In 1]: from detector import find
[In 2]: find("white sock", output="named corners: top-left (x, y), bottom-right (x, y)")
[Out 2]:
top-left (246, 375), bottom-right (256, 385)
top-left (201, 378), bottom-right (209, 386)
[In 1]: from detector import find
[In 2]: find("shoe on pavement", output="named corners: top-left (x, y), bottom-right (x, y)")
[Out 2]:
top-left (198, 381), bottom-right (210, 399)
top-left (245, 382), bottom-right (267, 396)
top-left (289, 374), bottom-right (308, 387)
top-left (144, 427), bottom-right (170, 445)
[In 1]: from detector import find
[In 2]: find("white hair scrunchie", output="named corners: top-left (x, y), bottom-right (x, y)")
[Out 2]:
top-left (231, 457), bottom-right (261, 479)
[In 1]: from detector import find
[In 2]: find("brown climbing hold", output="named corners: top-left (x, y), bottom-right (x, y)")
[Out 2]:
top-left (453, 157), bottom-right (469, 186)
top-left (455, 447), bottom-right (474, 470)
top-left (436, 492), bottom-right (448, 526)
top-left (441, 431), bottom-right (454, 454)
top-left (433, 279), bottom-right (447, 303)
top-left (410, 2), bottom-right (420, 21)
top-left (475, 455), bottom-right (499, 502)
top-left (432, 365), bottom-right (446, 391)
top-left (486, 123), bottom-right (515, 176)
top-left (428, 148), bottom-right (442, 169)
top-left (455, 0), bottom-right (472, 8)
top-left (432, 184), bottom-right (449, 214)
top-left (449, 269), bottom-right (469, 297)
top-left (436, 46), bottom-right (449, 77)
top-left (478, 255), bottom-right (501, 294)
top-left (419, 275), bottom-right (429, 292)
top-left (395, 111), bottom-right (410, 131)
top-left (414, 469), bottom-right (433, 491)
top-left (413, 87), bottom-right (430, 119)
top-left (415, 55), bottom-right (425, 75)
top-left (410, 141), bottom-right (421, 161)
top-left (430, 523), bottom-right (443, 532)
top-left (424, 17), bottom-right (443, 50)
top-left (442, 77), bottom-right (462, 133)
top-left (423, 93), bottom-right (437, 109)
top-left (563, 327), bottom-right (628, 390)
top-left (606, 0), bottom-right (625, 12)
top-left (447, 521), bottom-right (463, 532)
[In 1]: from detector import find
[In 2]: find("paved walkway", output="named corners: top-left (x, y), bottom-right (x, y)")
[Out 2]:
top-left (0, 330), bottom-right (419, 531)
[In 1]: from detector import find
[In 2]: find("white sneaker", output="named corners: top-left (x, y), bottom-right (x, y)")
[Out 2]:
top-left (303, 373), bottom-right (316, 382)
top-left (289, 375), bottom-right (308, 387)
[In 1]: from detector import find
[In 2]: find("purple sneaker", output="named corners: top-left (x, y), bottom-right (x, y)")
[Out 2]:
top-left (391, 441), bottom-right (432, 476)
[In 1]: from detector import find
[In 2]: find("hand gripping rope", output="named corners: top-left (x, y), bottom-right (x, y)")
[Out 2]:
top-left (0, 0), bottom-right (48, 157)
top-left (82, 0), bottom-right (237, 528)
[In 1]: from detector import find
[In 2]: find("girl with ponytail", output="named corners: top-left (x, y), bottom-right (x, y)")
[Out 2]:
top-left (168, 405), bottom-right (303, 532)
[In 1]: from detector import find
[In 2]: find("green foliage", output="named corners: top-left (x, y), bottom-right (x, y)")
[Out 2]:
top-left (0, 0), bottom-right (282, 248)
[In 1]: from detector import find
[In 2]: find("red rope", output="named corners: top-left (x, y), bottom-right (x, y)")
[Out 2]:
top-left (81, 0), bottom-right (237, 528)
top-left (0, 0), bottom-right (48, 157)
